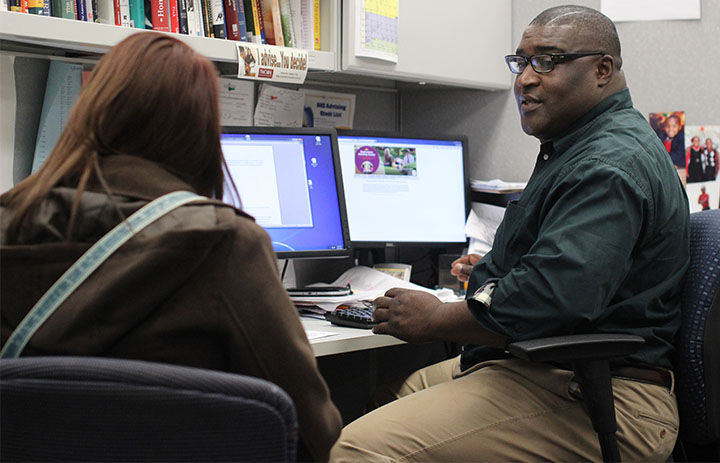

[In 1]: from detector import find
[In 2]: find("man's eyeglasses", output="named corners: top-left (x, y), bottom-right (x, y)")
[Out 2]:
top-left (504, 52), bottom-right (605, 74)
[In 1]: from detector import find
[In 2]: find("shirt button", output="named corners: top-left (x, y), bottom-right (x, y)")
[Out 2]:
top-left (543, 154), bottom-right (549, 160)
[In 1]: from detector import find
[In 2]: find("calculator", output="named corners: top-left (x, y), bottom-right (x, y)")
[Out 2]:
top-left (324, 301), bottom-right (376, 329)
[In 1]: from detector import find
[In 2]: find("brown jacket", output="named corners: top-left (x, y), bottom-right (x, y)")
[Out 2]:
top-left (1, 155), bottom-right (342, 460)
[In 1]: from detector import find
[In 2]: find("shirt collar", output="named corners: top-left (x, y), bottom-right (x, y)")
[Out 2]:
top-left (551, 88), bottom-right (634, 157)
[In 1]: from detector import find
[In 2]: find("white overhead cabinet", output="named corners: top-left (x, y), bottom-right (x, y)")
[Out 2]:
top-left (341, 0), bottom-right (511, 90)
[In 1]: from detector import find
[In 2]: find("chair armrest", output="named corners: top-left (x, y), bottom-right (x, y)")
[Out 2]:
top-left (508, 334), bottom-right (645, 363)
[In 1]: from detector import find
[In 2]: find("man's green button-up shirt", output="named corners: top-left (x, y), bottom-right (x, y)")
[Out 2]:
top-left (463, 89), bottom-right (690, 370)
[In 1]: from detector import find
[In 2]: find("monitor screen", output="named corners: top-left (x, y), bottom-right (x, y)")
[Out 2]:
top-left (220, 127), bottom-right (350, 258)
top-left (336, 132), bottom-right (469, 247)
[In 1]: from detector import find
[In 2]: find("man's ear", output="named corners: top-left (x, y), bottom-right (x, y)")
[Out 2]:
top-left (596, 55), bottom-right (614, 87)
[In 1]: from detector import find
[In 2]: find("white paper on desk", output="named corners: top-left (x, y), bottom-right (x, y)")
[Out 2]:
top-left (253, 84), bottom-right (304, 127)
top-left (291, 266), bottom-right (457, 312)
top-left (218, 78), bottom-right (254, 126)
top-left (470, 178), bottom-right (527, 192)
top-left (305, 330), bottom-right (339, 340)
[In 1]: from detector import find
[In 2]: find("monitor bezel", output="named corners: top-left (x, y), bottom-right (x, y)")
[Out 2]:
top-left (221, 126), bottom-right (352, 259)
top-left (336, 129), bottom-right (470, 249)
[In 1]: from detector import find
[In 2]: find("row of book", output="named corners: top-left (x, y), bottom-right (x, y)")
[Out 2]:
top-left (5, 0), bottom-right (320, 50)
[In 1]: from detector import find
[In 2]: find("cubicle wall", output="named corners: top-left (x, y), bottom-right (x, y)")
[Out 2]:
top-left (401, 0), bottom-right (720, 183)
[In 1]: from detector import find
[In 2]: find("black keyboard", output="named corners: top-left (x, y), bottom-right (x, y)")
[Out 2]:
top-left (324, 301), bottom-right (375, 329)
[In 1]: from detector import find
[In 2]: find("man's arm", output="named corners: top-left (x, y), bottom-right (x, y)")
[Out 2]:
top-left (372, 288), bottom-right (507, 348)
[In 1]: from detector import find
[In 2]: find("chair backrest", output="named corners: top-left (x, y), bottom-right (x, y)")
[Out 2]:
top-left (0, 356), bottom-right (298, 462)
top-left (676, 208), bottom-right (720, 445)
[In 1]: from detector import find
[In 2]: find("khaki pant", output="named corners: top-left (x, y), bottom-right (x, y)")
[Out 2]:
top-left (330, 356), bottom-right (678, 462)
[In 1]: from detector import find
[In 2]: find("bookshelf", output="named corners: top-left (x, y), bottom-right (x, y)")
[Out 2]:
top-left (0, 10), bottom-right (337, 70)
top-left (0, 1), bottom-right (512, 192)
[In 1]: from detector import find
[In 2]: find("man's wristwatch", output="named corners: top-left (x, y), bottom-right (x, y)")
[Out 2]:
top-left (470, 279), bottom-right (498, 310)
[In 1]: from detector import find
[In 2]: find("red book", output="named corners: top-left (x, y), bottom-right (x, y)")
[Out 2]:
top-left (151, 0), bottom-right (170, 31)
top-left (223, 0), bottom-right (242, 41)
top-left (169, 0), bottom-right (178, 32)
top-left (113, 0), bottom-right (122, 24)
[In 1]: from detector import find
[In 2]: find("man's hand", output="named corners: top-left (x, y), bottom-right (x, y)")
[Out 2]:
top-left (371, 288), bottom-right (443, 343)
top-left (450, 254), bottom-right (482, 282)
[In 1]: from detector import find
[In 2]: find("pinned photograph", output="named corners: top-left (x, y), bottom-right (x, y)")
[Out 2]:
top-left (649, 111), bottom-right (686, 180)
top-left (685, 126), bottom-right (719, 184)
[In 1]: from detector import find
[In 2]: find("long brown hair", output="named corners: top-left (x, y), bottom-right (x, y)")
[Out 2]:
top-left (3, 32), bottom-right (236, 241)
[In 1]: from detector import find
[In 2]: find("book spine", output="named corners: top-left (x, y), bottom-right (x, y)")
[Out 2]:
top-left (76, 0), bottom-right (87, 20)
top-left (9, 0), bottom-right (22, 12)
top-left (95, 0), bottom-right (114, 23)
top-left (150, 0), bottom-right (169, 30)
top-left (42, 0), bottom-right (51, 14)
top-left (84, 0), bottom-right (94, 20)
top-left (168, 0), bottom-right (178, 31)
top-left (194, 0), bottom-right (205, 34)
top-left (112, 0), bottom-right (121, 23)
top-left (176, 0), bottom-right (188, 33)
top-left (129, 0), bottom-right (144, 27)
top-left (288, 0), bottom-right (302, 48)
top-left (252, 0), bottom-right (266, 43)
top-left (300, 0), bottom-right (313, 49)
top-left (312, 0), bottom-right (319, 50)
top-left (278, 0), bottom-right (294, 47)
top-left (209, 0), bottom-right (224, 38)
top-left (118, 0), bottom-right (130, 25)
top-left (235, 0), bottom-right (247, 40)
top-left (90, 0), bottom-right (96, 19)
top-left (259, 0), bottom-right (281, 46)
top-left (185, 0), bottom-right (200, 35)
top-left (222, 0), bottom-right (240, 40)
top-left (21, 0), bottom-right (28, 12)
top-left (27, 0), bottom-right (44, 14)
top-left (200, 0), bottom-right (213, 37)
top-left (242, 0), bottom-right (255, 42)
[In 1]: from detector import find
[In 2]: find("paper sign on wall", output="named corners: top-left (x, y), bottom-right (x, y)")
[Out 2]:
top-left (254, 84), bottom-right (304, 127)
top-left (601, 0), bottom-right (700, 22)
top-left (218, 78), bottom-right (255, 126)
top-left (303, 89), bottom-right (356, 129)
top-left (236, 42), bottom-right (309, 84)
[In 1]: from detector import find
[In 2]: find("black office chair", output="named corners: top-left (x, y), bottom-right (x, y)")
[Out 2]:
top-left (508, 208), bottom-right (720, 462)
top-left (0, 356), bottom-right (298, 462)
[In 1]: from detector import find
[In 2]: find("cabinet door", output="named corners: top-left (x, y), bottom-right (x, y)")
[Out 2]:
top-left (341, 0), bottom-right (511, 90)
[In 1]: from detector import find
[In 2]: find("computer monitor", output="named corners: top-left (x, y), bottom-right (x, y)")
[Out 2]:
top-left (220, 127), bottom-right (350, 259)
top-left (336, 131), bottom-right (469, 247)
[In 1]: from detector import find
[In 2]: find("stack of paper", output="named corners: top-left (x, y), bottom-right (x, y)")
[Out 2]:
top-left (291, 266), bottom-right (457, 312)
top-left (471, 179), bottom-right (526, 193)
top-left (465, 203), bottom-right (505, 256)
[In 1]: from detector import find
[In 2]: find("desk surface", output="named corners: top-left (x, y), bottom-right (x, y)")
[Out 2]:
top-left (302, 316), bottom-right (405, 357)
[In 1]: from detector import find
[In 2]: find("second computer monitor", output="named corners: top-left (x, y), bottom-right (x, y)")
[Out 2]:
top-left (336, 132), bottom-right (469, 247)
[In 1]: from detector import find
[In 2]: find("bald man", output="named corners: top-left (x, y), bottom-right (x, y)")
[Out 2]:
top-left (330, 5), bottom-right (688, 462)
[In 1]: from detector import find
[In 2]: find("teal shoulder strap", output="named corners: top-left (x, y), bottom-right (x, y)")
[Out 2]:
top-left (0, 191), bottom-right (206, 358)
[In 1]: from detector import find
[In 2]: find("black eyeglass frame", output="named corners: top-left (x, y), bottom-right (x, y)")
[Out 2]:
top-left (504, 52), bottom-right (606, 74)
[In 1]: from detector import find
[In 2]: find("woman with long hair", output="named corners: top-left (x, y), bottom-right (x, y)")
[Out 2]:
top-left (1, 32), bottom-right (340, 460)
